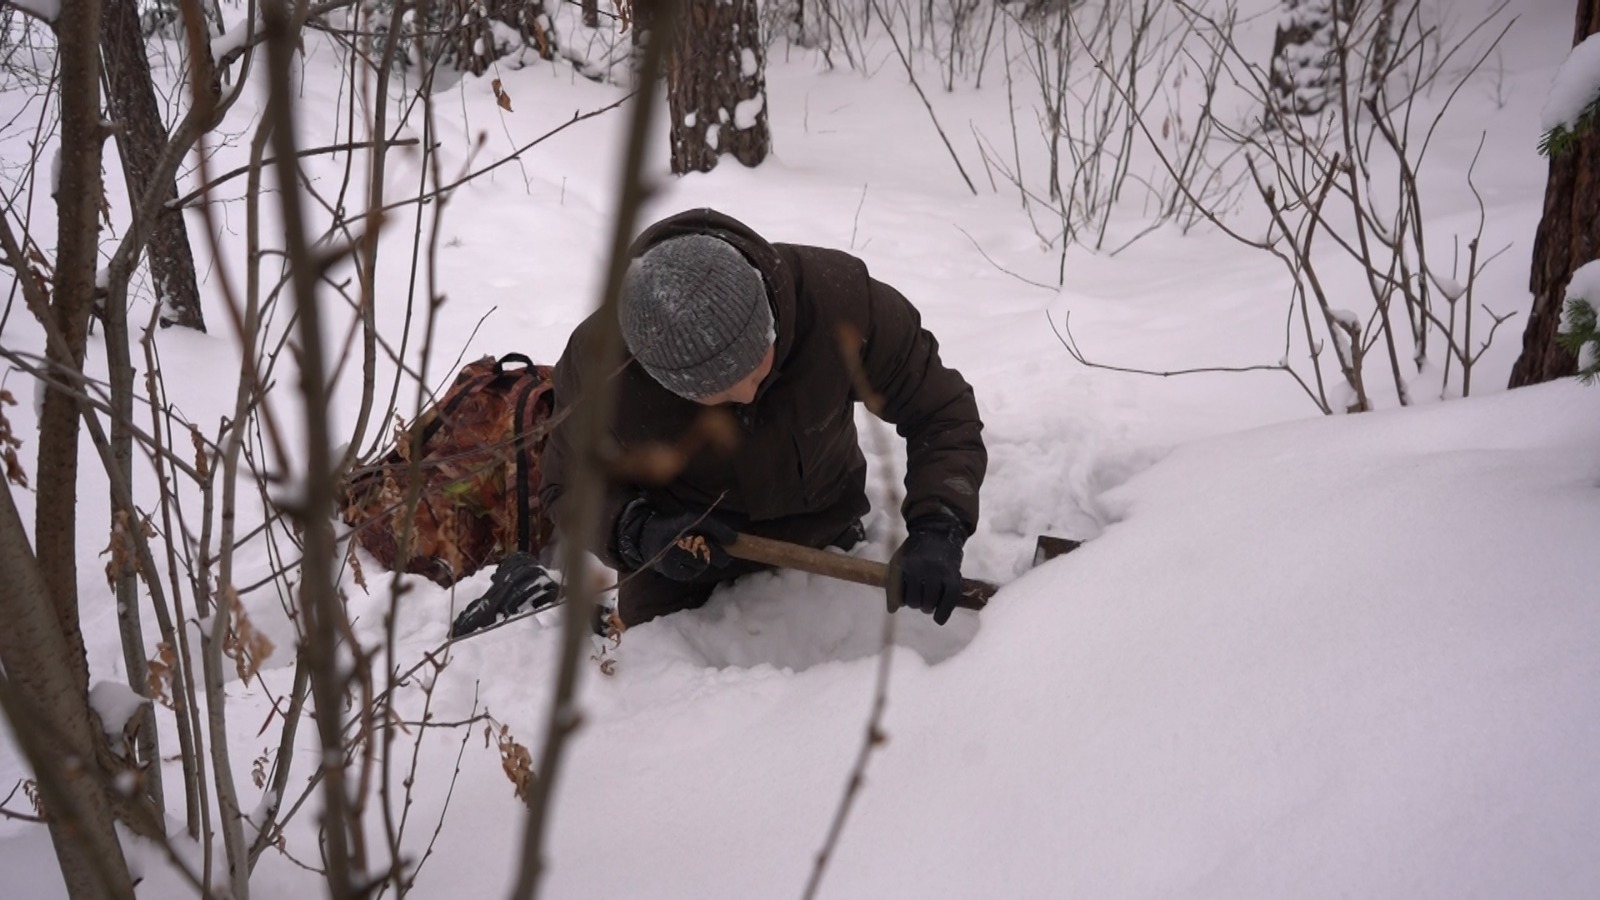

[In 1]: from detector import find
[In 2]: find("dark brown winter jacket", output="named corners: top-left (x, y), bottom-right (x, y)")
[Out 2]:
top-left (538, 208), bottom-right (986, 568)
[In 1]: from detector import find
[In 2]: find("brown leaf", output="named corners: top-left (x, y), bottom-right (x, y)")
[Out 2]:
top-left (0, 391), bottom-right (25, 488)
top-left (101, 511), bottom-right (139, 589)
top-left (147, 643), bottom-right (177, 710)
top-left (23, 780), bottom-right (46, 819)
top-left (190, 425), bottom-right (209, 479)
top-left (494, 723), bottom-right (537, 804)
top-left (492, 79), bottom-right (514, 113)
top-left (2, 448), bottom-right (25, 488)
top-left (223, 587), bottom-right (276, 681)
top-left (347, 541), bottom-right (369, 594)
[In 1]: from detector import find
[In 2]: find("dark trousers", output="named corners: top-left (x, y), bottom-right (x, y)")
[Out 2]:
top-left (615, 501), bottom-right (867, 627)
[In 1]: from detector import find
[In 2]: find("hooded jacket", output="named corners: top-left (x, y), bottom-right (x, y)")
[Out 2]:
top-left (539, 208), bottom-right (986, 567)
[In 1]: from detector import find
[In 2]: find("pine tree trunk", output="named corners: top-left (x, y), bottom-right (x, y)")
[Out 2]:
top-left (666, 0), bottom-right (771, 174)
top-left (1509, 0), bottom-right (1600, 387)
top-left (101, 0), bottom-right (207, 332)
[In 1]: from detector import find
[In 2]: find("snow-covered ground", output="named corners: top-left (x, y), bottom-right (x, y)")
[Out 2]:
top-left (1, 0), bottom-right (1597, 896)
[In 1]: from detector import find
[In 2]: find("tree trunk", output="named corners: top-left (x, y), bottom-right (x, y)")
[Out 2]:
top-left (101, 0), bottom-right (207, 332)
top-left (0, 484), bottom-right (134, 900)
top-left (1509, 0), bottom-right (1599, 387)
top-left (666, 0), bottom-right (771, 174)
top-left (36, 0), bottom-right (107, 706)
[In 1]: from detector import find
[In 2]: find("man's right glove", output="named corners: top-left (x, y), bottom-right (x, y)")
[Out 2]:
top-left (887, 512), bottom-right (968, 626)
top-left (615, 500), bottom-right (739, 582)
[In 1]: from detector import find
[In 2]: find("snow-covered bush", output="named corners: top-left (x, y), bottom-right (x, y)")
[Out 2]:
top-left (1268, 0), bottom-right (1341, 119)
top-left (1140, 0), bottom-right (1521, 413)
top-left (365, 0), bottom-right (557, 79)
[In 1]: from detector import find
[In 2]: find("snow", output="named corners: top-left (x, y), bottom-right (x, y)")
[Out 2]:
top-left (2, 1), bottom-right (1597, 898)
top-left (88, 681), bottom-right (147, 743)
top-left (1565, 259), bottom-right (1600, 310)
top-left (9, 0), bottom-right (57, 22)
top-left (1540, 32), bottom-right (1600, 132)
top-left (734, 94), bottom-right (765, 130)
top-left (210, 18), bottom-right (258, 62)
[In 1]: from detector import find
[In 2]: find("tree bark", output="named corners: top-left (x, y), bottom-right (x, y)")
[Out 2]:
top-left (101, 0), bottom-right (207, 332)
top-left (36, 0), bottom-right (107, 705)
top-left (1509, 0), bottom-right (1600, 387)
top-left (666, 0), bottom-right (771, 174)
top-left (0, 484), bottom-right (134, 900)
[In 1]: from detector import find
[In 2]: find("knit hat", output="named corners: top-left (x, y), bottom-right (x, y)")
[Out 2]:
top-left (619, 234), bottom-right (775, 400)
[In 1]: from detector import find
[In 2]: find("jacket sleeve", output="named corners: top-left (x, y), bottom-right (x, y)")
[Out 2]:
top-left (858, 276), bottom-right (986, 532)
top-left (538, 339), bottom-right (639, 570)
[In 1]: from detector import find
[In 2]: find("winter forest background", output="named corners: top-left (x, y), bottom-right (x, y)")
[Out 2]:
top-left (0, 0), bottom-right (1597, 897)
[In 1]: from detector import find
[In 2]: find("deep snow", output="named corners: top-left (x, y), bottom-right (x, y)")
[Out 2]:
top-left (1, 0), bottom-right (1596, 897)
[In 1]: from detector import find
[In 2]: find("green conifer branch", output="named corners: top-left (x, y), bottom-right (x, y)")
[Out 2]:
top-left (1539, 96), bottom-right (1600, 158)
top-left (1557, 297), bottom-right (1600, 384)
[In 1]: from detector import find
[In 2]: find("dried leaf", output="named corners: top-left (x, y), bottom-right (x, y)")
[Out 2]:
top-left (23, 780), bottom-right (46, 819)
top-left (347, 541), bottom-right (369, 594)
top-left (0, 391), bottom-right (25, 488)
top-left (252, 752), bottom-right (270, 789)
top-left (190, 425), bottom-right (209, 479)
top-left (590, 650), bottom-right (618, 677)
top-left (2, 448), bottom-right (25, 488)
top-left (494, 722), bottom-right (537, 804)
top-left (223, 587), bottom-right (276, 681)
top-left (146, 642), bottom-right (177, 709)
top-left (492, 78), bottom-right (514, 113)
top-left (101, 511), bottom-right (139, 589)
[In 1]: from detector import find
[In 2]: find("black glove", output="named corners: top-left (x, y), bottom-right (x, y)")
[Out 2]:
top-left (615, 500), bottom-right (738, 582)
top-left (888, 512), bottom-right (968, 626)
top-left (451, 552), bottom-right (560, 639)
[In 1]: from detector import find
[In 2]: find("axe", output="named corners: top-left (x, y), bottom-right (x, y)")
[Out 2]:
top-left (724, 532), bottom-right (1082, 610)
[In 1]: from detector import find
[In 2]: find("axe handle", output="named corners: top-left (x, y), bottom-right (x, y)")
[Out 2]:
top-left (725, 533), bottom-right (994, 610)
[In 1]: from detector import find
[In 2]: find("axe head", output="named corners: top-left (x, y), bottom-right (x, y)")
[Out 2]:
top-left (1032, 535), bottom-right (1082, 568)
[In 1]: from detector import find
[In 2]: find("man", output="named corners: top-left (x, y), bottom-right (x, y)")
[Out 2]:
top-left (539, 208), bottom-right (986, 629)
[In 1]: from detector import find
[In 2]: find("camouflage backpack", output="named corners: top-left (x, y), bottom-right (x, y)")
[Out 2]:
top-left (340, 354), bottom-right (556, 587)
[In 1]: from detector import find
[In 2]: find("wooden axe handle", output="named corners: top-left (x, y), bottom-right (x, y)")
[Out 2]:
top-left (725, 533), bottom-right (995, 610)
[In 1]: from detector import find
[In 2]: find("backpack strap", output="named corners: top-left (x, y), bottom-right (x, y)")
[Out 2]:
top-left (509, 363), bottom-right (554, 553)
top-left (498, 352), bottom-right (535, 373)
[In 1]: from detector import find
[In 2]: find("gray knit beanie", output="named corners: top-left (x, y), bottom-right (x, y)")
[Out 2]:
top-left (619, 234), bottom-right (775, 400)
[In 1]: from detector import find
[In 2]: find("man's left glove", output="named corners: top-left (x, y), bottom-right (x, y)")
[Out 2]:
top-left (887, 512), bottom-right (968, 626)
